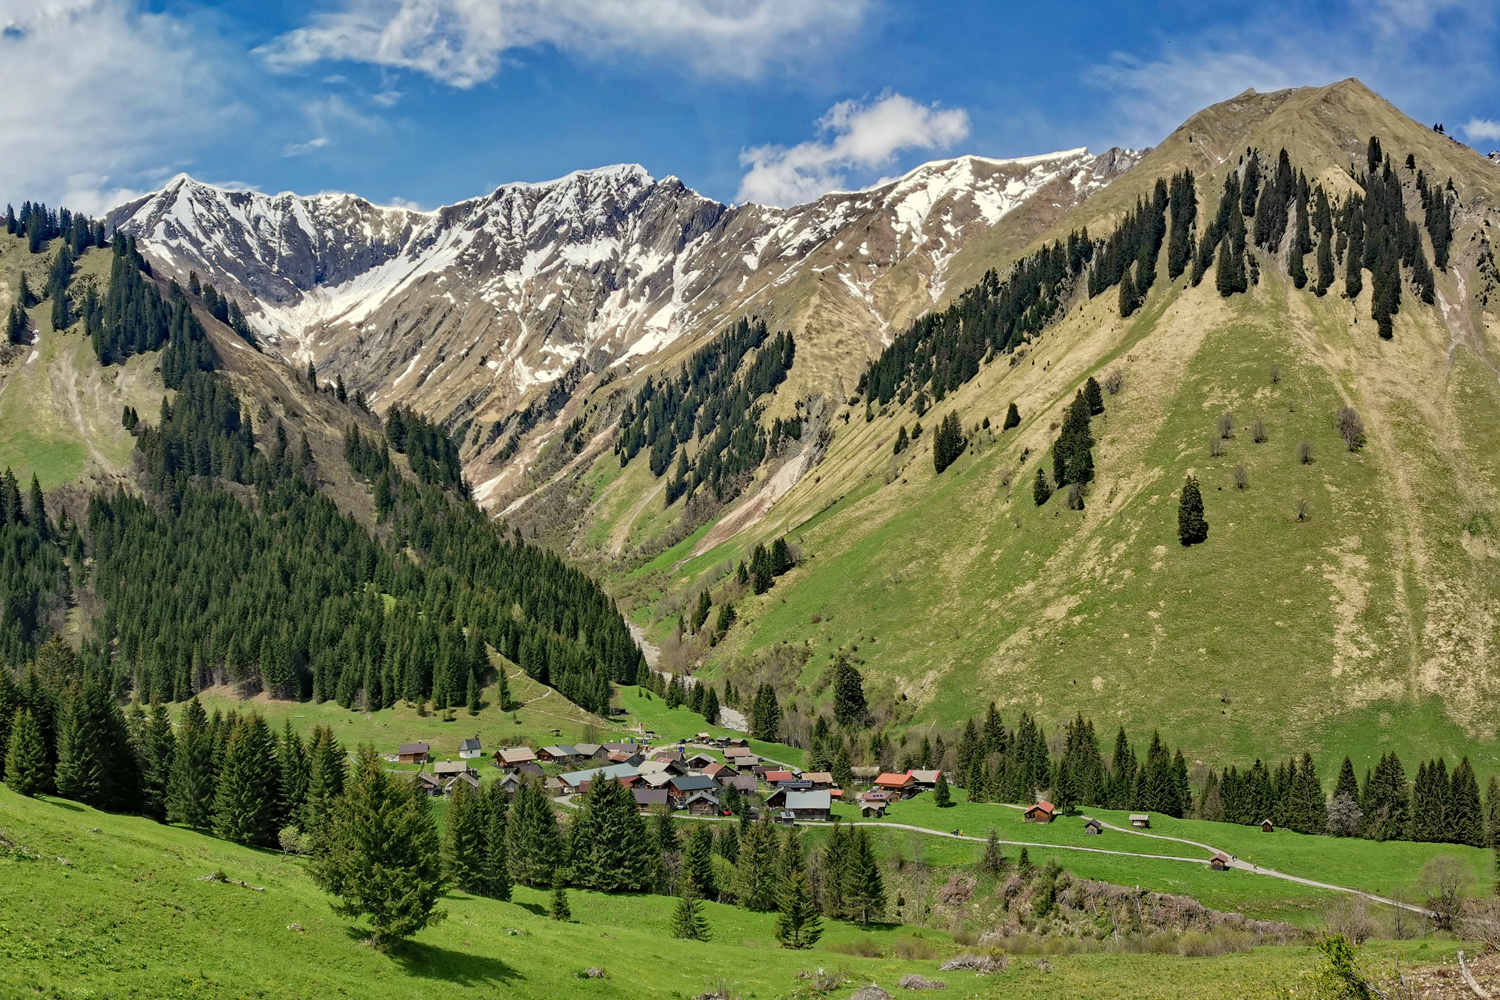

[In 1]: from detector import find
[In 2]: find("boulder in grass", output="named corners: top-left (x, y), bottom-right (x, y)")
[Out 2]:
top-left (896, 973), bottom-right (947, 990)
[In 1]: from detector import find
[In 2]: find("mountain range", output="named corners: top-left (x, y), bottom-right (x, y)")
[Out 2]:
top-left (8, 77), bottom-right (1500, 772)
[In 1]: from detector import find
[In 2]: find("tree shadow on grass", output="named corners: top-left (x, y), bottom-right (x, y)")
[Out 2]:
top-left (391, 940), bottom-right (523, 985)
top-left (339, 928), bottom-right (522, 986)
top-left (515, 901), bottom-right (548, 918)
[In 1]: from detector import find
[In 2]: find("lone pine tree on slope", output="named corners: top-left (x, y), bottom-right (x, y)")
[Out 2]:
top-left (1178, 474), bottom-right (1208, 546)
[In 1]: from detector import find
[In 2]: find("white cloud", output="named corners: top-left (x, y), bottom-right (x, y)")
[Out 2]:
top-left (1463, 118), bottom-right (1500, 143)
top-left (736, 94), bottom-right (970, 207)
top-left (0, 0), bottom-right (234, 214)
top-left (257, 0), bottom-right (869, 88)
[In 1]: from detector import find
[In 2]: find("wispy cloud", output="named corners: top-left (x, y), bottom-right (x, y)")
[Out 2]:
top-left (283, 95), bottom-right (386, 158)
top-left (737, 93), bottom-right (970, 207)
top-left (257, 0), bottom-right (870, 88)
top-left (0, 0), bottom-right (237, 213)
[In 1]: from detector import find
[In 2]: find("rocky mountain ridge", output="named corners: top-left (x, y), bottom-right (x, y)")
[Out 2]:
top-left (105, 147), bottom-right (1141, 498)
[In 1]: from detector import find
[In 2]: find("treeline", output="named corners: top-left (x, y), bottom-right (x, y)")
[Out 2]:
top-left (616, 318), bottom-right (796, 506)
top-left (1, 650), bottom-right (346, 851)
top-left (385, 405), bottom-right (465, 494)
top-left (860, 232), bottom-right (1093, 407)
top-left (1202, 750), bottom-right (1494, 848)
top-left (87, 235), bottom-right (215, 384)
top-left (0, 472), bottom-right (67, 665)
top-left (4, 202), bottom-right (103, 255)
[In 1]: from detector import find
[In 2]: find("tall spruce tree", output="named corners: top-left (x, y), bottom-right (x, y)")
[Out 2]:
top-left (1002, 402), bottom-right (1021, 431)
top-left (841, 825), bottom-right (886, 927)
top-left (213, 712), bottom-right (281, 847)
top-left (4, 708), bottom-right (48, 795)
top-left (444, 776), bottom-right (488, 893)
top-left (751, 684), bottom-right (781, 742)
top-left (506, 778), bottom-right (564, 887)
top-left (167, 698), bottom-right (214, 828)
top-left (480, 781), bottom-right (513, 901)
top-left (1449, 757), bottom-right (1485, 848)
top-left (310, 746), bottom-right (447, 951)
top-left (54, 685), bottom-right (104, 807)
top-left (733, 815), bottom-right (780, 911)
top-left (303, 725), bottom-right (347, 841)
top-left (775, 870), bottom-right (822, 948)
top-left (671, 869), bottom-right (711, 941)
top-left (136, 703), bottom-right (176, 822)
top-left (569, 777), bottom-right (653, 893)
top-left (832, 657), bottom-right (869, 729)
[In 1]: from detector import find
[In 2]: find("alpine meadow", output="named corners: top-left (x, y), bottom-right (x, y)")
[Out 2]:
top-left (5, 5), bottom-right (1500, 995)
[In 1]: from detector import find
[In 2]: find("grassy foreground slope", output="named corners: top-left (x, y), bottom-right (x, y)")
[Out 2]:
top-left (0, 787), bottom-right (1387, 1000)
top-left (597, 80), bottom-right (1500, 776)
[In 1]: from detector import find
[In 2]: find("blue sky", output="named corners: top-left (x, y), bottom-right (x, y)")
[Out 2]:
top-left (2, 0), bottom-right (1497, 214)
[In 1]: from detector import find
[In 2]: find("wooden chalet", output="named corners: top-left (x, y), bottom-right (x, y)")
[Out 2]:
top-left (1261, 819), bottom-right (1275, 833)
top-left (1129, 813), bottom-right (1151, 829)
top-left (433, 760), bottom-right (476, 779)
top-left (1023, 801), bottom-right (1056, 824)
top-left (684, 752), bottom-right (718, 770)
top-left (700, 762), bottom-right (737, 779)
top-left (667, 774), bottom-right (719, 802)
top-left (801, 771), bottom-right (834, 789)
top-left (632, 788), bottom-right (670, 812)
top-left (495, 747), bottom-right (538, 767)
top-left (857, 791), bottom-right (892, 817)
top-left (1082, 817), bottom-right (1103, 835)
top-left (444, 772), bottom-right (481, 796)
top-left (682, 791), bottom-right (721, 816)
top-left (722, 774), bottom-right (759, 794)
top-left (572, 743), bottom-right (609, 761)
top-left (411, 771), bottom-right (443, 797)
top-left (1209, 852), bottom-right (1230, 871)
top-left (397, 742), bottom-right (431, 763)
top-left (907, 769), bottom-right (942, 790)
top-left (764, 769), bottom-right (798, 786)
top-left (874, 772), bottom-right (917, 798)
top-left (537, 745), bottom-right (580, 763)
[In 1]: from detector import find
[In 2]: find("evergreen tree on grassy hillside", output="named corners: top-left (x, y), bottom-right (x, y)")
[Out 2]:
top-left (775, 870), bottom-right (822, 949)
top-left (135, 703), bottom-right (176, 822)
top-left (933, 770), bottom-right (952, 807)
top-left (1449, 757), bottom-right (1485, 848)
top-left (506, 778), bottom-right (564, 887)
top-left (733, 816), bottom-right (779, 911)
top-left (167, 698), bottom-right (214, 828)
top-left (671, 868), bottom-right (711, 941)
top-left (1002, 402), bottom-right (1021, 431)
top-left (549, 872), bottom-right (571, 920)
top-left (1052, 391), bottom-right (1095, 488)
top-left (832, 657), bottom-right (869, 729)
top-left (1177, 475), bottom-right (1208, 546)
top-left (214, 713), bottom-right (280, 847)
top-left (1032, 466), bottom-right (1052, 506)
top-left (303, 725), bottom-right (346, 840)
top-left (311, 746), bottom-right (447, 950)
top-left (444, 776), bottom-right (487, 893)
top-left (751, 684), bottom-right (781, 742)
top-left (480, 782), bottom-right (512, 901)
top-left (932, 411), bottom-right (965, 474)
top-left (4, 708), bottom-right (47, 795)
top-left (1362, 752), bottom-right (1409, 841)
top-left (1083, 376), bottom-right (1105, 417)
top-left (841, 825), bottom-right (885, 927)
top-left (570, 777), bottom-right (653, 893)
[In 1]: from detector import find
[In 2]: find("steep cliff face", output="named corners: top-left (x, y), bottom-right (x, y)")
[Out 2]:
top-left (105, 148), bottom-right (1141, 496)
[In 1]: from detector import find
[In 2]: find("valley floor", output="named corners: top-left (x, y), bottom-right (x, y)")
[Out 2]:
top-left (0, 788), bottom-right (1469, 1000)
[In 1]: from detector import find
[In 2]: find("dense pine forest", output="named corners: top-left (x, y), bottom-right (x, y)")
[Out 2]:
top-left (0, 232), bottom-right (643, 720)
top-left (616, 317), bottom-right (796, 505)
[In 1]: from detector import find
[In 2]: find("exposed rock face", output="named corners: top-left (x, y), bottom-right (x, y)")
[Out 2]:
top-left (106, 149), bottom-right (1140, 496)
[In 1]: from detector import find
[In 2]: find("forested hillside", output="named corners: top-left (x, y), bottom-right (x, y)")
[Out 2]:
top-left (0, 228), bottom-right (643, 722)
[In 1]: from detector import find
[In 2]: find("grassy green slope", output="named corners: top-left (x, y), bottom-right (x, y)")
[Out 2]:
top-left (0, 786), bottom-right (1395, 1000)
top-left (0, 236), bottom-right (164, 489)
top-left (612, 243), bottom-right (1500, 780)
